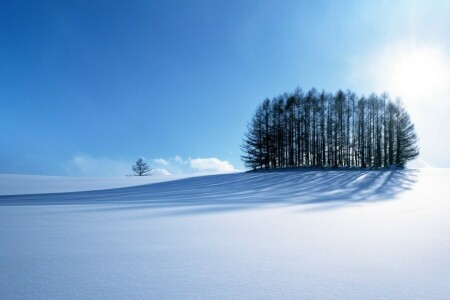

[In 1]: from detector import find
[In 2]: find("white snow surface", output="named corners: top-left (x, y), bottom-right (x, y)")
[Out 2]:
top-left (0, 173), bottom-right (198, 195)
top-left (0, 168), bottom-right (449, 299)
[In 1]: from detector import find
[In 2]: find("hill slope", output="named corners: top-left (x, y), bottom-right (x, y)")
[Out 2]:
top-left (0, 173), bottom-right (197, 195)
top-left (0, 169), bottom-right (449, 299)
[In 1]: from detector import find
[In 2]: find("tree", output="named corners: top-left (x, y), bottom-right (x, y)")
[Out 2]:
top-left (132, 158), bottom-right (151, 176)
top-left (241, 87), bottom-right (419, 170)
top-left (394, 100), bottom-right (420, 167)
top-left (241, 105), bottom-right (265, 170)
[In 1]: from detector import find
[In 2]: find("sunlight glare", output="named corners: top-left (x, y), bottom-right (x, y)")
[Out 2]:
top-left (381, 45), bottom-right (450, 103)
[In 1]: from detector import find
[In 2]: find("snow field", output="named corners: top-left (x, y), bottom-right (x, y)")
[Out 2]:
top-left (0, 168), bottom-right (449, 299)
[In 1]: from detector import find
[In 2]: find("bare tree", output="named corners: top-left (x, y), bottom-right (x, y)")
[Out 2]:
top-left (241, 87), bottom-right (419, 170)
top-left (132, 158), bottom-right (151, 176)
top-left (394, 99), bottom-right (419, 167)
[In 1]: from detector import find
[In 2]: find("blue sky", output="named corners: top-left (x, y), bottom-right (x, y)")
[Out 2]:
top-left (1, 0), bottom-right (449, 176)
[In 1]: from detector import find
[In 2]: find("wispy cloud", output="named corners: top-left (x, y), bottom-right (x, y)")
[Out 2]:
top-left (65, 154), bottom-right (239, 177)
top-left (151, 155), bottom-right (239, 174)
top-left (64, 154), bottom-right (131, 177)
top-left (174, 155), bottom-right (185, 164)
top-left (153, 158), bottom-right (169, 166)
top-left (151, 168), bottom-right (171, 176)
top-left (189, 157), bottom-right (237, 173)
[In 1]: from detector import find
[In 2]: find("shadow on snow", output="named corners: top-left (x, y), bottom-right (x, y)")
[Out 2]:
top-left (0, 170), bottom-right (418, 214)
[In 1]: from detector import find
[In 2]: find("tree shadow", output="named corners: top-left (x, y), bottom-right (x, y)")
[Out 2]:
top-left (0, 170), bottom-right (418, 214)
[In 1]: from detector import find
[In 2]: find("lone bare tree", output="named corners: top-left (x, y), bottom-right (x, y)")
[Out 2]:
top-left (132, 158), bottom-right (151, 176)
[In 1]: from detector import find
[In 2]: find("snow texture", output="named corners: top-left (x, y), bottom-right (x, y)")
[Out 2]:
top-left (0, 169), bottom-right (449, 299)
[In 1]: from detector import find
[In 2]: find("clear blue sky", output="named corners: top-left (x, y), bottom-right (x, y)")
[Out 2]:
top-left (1, 0), bottom-right (449, 176)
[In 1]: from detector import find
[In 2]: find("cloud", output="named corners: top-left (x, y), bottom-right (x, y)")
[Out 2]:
top-left (152, 155), bottom-right (239, 174)
top-left (150, 168), bottom-right (171, 176)
top-left (65, 154), bottom-right (131, 177)
top-left (174, 155), bottom-right (188, 164)
top-left (153, 158), bottom-right (169, 166)
top-left (189, 157), bottom-right (237, 173)
top-left (65, 154), bottom-right (238, 177)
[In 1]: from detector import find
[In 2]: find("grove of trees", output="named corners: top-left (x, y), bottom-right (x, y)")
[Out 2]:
top-left (241, 88), bottom-right (419, 170)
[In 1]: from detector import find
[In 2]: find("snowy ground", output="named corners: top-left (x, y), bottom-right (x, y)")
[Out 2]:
top-left (0, 169), bottom-right (449, 299)
top-left (0, 173), bottom-right (198, 195)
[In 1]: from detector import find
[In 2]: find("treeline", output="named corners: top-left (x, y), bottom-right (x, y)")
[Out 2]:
top-left (241, 88), bottom-right (419, 170)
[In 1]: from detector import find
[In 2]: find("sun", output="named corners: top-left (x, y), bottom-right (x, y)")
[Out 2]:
top-left (380, 44), bottom-right (450, 103)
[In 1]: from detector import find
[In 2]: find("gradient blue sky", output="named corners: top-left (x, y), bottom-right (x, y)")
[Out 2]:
top-left (1, 0), bottom-right (449, 176)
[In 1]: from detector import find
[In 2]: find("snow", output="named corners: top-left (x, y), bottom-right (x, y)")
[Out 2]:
top-left (0, 168), bottom-right (449, 299)
top-left (0, 173), bottom-right (198, 195)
